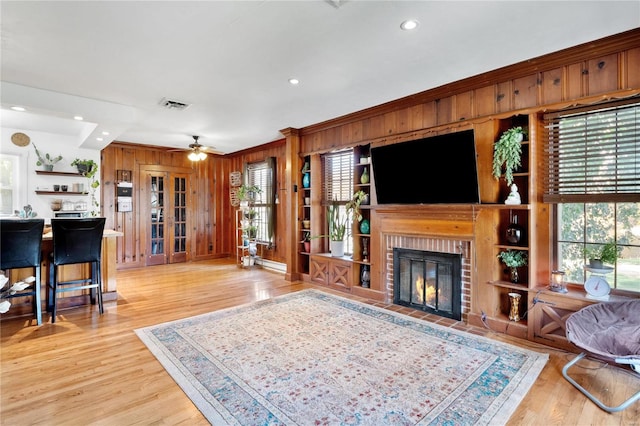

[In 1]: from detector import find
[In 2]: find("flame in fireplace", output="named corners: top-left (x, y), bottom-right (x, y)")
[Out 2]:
top-left (415, 275), bottom-right (439, 307)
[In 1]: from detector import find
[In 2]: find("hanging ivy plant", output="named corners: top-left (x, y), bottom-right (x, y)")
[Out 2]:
top-left (492, 126), bottom-right (525, 186)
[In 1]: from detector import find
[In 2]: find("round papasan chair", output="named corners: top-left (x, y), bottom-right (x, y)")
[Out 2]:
top-left (562, 299), bottom-right (640, 413)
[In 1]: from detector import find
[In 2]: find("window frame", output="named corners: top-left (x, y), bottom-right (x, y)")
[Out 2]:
top-left (0, 150), bottom-right (28, 217)
top-left (321, 148), bottom-right (354, 254)
top-left (244, 159), bottom-right (275, 245)
top-left (545, 99), bottom-right (640, 294)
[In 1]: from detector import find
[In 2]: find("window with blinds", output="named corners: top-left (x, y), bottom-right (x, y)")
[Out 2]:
top-left (321, 149), bottom-right (354, 204)
top-left (321, 149), bottom-right (354, 253)
top-left (544, 100), bottom-right (640, 203)
top-left (246, 160), bottom-right (273, 243)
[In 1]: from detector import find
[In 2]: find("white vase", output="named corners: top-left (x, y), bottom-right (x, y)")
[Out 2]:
top-left (330, 240), bottom-right (344, 257)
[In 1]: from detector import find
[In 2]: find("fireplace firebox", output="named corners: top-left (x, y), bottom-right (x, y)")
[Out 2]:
top-left (393, 248), bottom-right (462, 320)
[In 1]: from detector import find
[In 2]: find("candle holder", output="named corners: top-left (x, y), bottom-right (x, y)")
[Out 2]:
top-left (361, 237), bottom-right (369, 262)
top-left (550, 270), bottom-right (567, 293)
top-left (360, 264), bottom-right (370, 288)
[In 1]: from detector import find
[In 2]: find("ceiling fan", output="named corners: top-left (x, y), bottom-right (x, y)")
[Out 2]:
top-left (170, 136), bottom-right (221, 161)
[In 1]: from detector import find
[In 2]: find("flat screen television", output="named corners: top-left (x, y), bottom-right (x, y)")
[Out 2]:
top-left (370, 129), bottom-right (480, 204)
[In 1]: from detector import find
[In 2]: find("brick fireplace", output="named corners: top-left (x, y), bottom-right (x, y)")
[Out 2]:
top-left (393, 247), bottom-right (463, 320)
top-left (372, 205), bottom-right (476, 323)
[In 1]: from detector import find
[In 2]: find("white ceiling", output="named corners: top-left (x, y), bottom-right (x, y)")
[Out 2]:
top-left (1, 1), bottom-right (638, 154)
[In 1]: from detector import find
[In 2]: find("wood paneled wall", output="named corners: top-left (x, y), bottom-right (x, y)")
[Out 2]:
top-left (226, 140), bottom-right (288, 264)
top-left (102, 143), bottom-right (232, 269)
top-left (298, 29), bottom-right (640, 153)
top-left (101, 28), bottom-right (640, 272)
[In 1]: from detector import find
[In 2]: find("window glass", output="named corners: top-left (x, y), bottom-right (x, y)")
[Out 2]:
top-left (246, 161), bottom-right (273, 244)
top-left (321, 149), bottom-right (354, 254)
top-left (556, 202), bottom-right (640, 292)
top-left (0, 154), bottom-right (20, 216)
top-left (549, 100), bottom-right (640, 294)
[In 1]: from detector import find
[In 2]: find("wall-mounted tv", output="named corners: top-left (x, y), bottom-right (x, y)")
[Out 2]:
top-left (370, 129), bottom-right (480, 204)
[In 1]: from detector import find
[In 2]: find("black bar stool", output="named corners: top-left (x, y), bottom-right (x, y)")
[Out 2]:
top-left (47, 218), bottom-right (106, 323)
top-left (0, 219), bottom-right (45, 325)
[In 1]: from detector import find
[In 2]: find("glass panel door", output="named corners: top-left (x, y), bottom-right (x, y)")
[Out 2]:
top-left (170, 174), bottom-right (188, 263)
top-left (147, 173), bottom-right (166, 265)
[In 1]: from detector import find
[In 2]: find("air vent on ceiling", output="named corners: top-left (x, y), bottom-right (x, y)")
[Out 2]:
top-left (159, 97), bottom-right (191, 110)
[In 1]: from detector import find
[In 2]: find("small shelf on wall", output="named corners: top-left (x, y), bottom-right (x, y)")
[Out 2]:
top-left (36, 170), bottom-right (82, 177)
top-left (35, 191), bottom-right (87, 196)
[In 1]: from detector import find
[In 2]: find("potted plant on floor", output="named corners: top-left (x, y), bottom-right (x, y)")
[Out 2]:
top-left (492, 126), bottom-right (525, 186)
top-left (497, 249), bottom-right (528, 283)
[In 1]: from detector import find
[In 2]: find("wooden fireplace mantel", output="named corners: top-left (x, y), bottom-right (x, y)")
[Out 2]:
top-left (372, 204), bottom-right (479, 240)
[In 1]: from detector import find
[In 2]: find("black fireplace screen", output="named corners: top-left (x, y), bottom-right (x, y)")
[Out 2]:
top-left (393, 248), bottom-right (462, 320)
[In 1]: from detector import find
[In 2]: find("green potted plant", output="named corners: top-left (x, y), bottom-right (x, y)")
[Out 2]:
top-left (585, 242), bottom-right (619, 269)
top-left (346, 190), bottom-right (367, 223)
top-left (244, 208), bottom-right (258, 220)
top-left (71, 158), bottom-right (98, 178)
top-left (237, 184), bottom-right (261, 205)
top-left (71, 158), bottom-right (100, 216)
top-left (245, 225), bottom-right (258, 239)
top-left (497, 249), bottom-right (528, 283)
top-left (33, 144), bottom-right (62, 171)
top-left (492, 126), bottom-right (525, 186)
top-left (300, 231), bottom-right (311, 253)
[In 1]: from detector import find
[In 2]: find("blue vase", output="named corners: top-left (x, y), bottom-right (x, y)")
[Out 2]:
top-left (302, 172), bottom-right (310, 188)
top-left (359, 219), bottom-right (370, 234)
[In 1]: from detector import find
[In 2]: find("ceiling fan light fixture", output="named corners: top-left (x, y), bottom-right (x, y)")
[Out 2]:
top-left (188, 151), bottom-right (199, 161)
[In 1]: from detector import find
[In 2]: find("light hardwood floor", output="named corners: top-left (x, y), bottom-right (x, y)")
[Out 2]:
top-left (1, 258), bottom-right (638, 425)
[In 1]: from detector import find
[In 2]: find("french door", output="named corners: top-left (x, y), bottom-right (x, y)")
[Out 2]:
top-left (145, 170), bottom-right (190, 266)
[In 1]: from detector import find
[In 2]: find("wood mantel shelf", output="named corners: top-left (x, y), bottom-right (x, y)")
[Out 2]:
top-left (373, 204), bottom-right (478, 239)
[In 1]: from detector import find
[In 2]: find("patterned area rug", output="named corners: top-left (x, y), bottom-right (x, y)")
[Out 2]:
top-left (136, 290), bottom-right (548, 425)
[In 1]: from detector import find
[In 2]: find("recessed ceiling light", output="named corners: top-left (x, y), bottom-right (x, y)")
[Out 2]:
top-left (288, 78), bottom-right (300, 85)
top-left (96, 137), bottom-right (103, 142)
top-left (400, 19), bottom-right (419, 31)
top-left (102, 131), bottom-right (110, 136)
top-left (11, 106), bottom-right (26, 112)
top-left (74, 115), bottom-right (84, 121)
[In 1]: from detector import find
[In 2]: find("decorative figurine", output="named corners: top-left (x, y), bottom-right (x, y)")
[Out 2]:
top-left (505, 184), bottom-right (521, 205)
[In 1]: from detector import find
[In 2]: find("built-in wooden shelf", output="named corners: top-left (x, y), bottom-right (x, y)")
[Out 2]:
top-left (487, 280), bottom-right (529, 290)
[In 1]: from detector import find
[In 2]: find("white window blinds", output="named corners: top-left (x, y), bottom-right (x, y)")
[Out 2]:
top-left (321, 149), bottom-right (354, 204)
top-left (544, 100), bottom-right (640, 203)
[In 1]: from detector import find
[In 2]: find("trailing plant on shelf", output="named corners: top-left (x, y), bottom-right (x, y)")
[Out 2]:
top-left (346, 190), bottom-right (367, 223)
top-left (584, 242), bottom-right (619, 268)
top-left (33, 144), bottom-right (62, 171)
top-left (71, 158), bottom-right (98, 178)
top-left (492, 126), bottom-right (525, 186)
top-left (71, 158), bottom-right (100, 216)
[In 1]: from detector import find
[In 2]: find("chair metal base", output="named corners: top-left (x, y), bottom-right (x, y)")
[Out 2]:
top-left (562, 352), bottom-right (640, 413)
